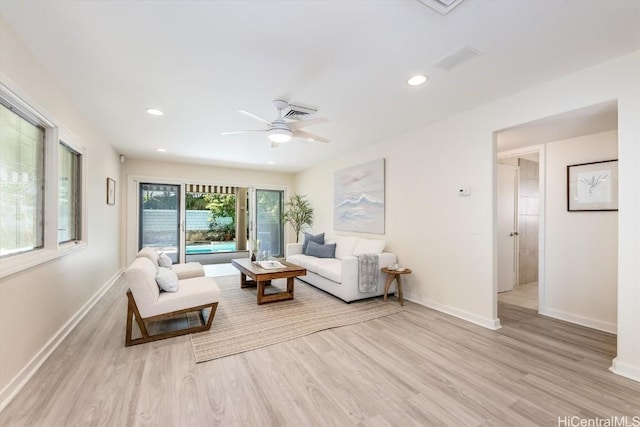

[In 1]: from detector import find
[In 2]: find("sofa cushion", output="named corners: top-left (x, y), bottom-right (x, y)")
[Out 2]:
top-left (125, 257), bottom-right (161, 318)
top-left (156, 267), bottom-right (179, 292)
top-left (305, 241), bottom-right (336, 258)
top-left (353, 238), bottom-right (387, 255)
top-left (334, 236), bottom-right (360, 259)
top-left (317, 258), bottom-right (342, 283)
top-left (286, 254), bottom-right (306, 267)
top-left (172, 262), bottom-right (205, 280)
top-left (136, 247), bottom-right (160, 269)
top-left (301, 256), bottom-right (323, 274)
top-left (302, 232), bottom-right (325, 253)
top-left (151, 276), bottom-right (221, 318)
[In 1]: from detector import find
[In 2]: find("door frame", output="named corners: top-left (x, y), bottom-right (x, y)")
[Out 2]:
top-left (497, 163), bottom-right (519, 293)
top-left (253, 188), bottom-right (286, 258)
top-left (249, 187), bottom-right (288, 258)
top-left (496, 144), bottom-right (546, 315)
top-left (126, 175), bottom-right (186, 265)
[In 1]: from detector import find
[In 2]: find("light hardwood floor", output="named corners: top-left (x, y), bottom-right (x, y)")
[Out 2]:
top-left (1, 274), bottom-right (639, 427)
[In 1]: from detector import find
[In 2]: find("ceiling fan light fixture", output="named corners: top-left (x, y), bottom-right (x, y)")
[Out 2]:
top-left (268, 128), bottom-right (292, 143)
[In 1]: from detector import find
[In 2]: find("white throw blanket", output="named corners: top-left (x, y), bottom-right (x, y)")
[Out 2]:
top-left (356, 254), bottom-right (379, 293)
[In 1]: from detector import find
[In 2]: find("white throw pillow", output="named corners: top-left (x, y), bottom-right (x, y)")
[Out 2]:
top-left (158, 252), bottom-right (172, 268)
top-left (156, 267), bottom-right (179, 292)
top-left (334, 236), bottom-right (360, 259)
top-left (353, 238), bottom-right (387, 255)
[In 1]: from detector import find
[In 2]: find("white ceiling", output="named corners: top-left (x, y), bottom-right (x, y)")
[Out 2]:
top-left (1, 0), bottom-right (638, 172)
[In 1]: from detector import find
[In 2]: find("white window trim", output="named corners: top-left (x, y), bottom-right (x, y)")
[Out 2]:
top-left (58, 128), bottom-right (88, 248)
top-left (0, 78), bottom-right (88, 279)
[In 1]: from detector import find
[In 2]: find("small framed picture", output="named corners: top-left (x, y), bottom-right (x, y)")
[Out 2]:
top-left (107, 177), bottom-right (116, 205)
top-left (567, 159), bottom-right (618, 211)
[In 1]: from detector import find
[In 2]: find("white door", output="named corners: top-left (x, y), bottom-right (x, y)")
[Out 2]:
top-left (497, 164), bottom-right (518, 293)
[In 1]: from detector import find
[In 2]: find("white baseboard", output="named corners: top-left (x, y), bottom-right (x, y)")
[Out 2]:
top-left (0, 270), bottom-right (122, 413)
top-left (538, 307), bottom-right (617, 334)
top-left (404, 293), bottom-right (502, 330)
top-left (610, 357), bottom-right (640, 382)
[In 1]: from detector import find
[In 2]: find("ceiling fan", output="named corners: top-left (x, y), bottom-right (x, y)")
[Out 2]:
top-left (221, 99), bottom-right (329, 147)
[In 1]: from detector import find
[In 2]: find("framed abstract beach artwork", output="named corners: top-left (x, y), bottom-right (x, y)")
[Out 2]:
top-left (334, 158), bottom-right (385, 233)
top-left (567, 159), bottom-right (618, 211)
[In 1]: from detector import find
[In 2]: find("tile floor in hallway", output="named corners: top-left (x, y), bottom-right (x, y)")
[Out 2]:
top-left (498, 281), bottom-right (538, 310)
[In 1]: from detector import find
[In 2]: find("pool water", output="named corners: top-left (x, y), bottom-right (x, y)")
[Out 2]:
top-left (186, 242), bottom-right (237, 254)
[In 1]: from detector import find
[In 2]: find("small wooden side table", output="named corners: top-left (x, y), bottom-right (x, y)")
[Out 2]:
top-left (381, 267), bottom-right (412, 306)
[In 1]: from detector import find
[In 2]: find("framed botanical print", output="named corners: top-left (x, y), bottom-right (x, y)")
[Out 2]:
top-left (567, 159), bottom-right (618, 211)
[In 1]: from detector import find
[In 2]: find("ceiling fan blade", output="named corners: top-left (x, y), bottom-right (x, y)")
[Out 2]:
top-left (238, 110), bottom-right (272, 125)
top-left (220, 130), bottom-right (267, 135)
top-left (288, 117), bottom-right (329, 131)
top-left (293, 130), bottom-right (329, 143)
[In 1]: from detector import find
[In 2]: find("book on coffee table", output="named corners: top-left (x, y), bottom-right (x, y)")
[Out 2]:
top-left (256, 260), bottom-right (287, 269)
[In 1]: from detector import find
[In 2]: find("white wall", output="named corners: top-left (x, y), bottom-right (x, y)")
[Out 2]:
top-left (296, 110), bottom-right (498, 329)
top-left (0, 20), bottom-right (122, 406)
top-left (543, 131), bottom-right (618, 332)
top-left (122, 158), bottom-right (294, 264)
top-left (293, 51), bottom-right (640, 381)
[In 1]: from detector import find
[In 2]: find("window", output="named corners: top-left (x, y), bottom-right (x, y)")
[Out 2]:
top-left (0, 82), bottom-right (87, 278)
top-left (58, 142), bottom-right (81, 243)
top-left (0, 102), bottom-right (45, 257)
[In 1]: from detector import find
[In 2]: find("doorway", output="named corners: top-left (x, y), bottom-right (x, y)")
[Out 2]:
top-left (496, 153), bottom-right (540, 311)
top-left (254, 189), bottom-right (285, 258)
top-left (138, 182), bottom-right (181, 263)
top-left (132, 179), bottom-right (286, 265)
top-left (494, 100), bottom-right (619, 332)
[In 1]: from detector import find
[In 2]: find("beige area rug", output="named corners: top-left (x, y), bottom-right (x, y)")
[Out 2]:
top-left (190, 275), bottom-right (403, 363)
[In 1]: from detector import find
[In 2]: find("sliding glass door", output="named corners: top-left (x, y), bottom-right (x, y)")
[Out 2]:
top-left (136, 183), bottom-right (284, 263)
top-left (139, 183), bottom-right (180, 263)
top-left (255, 189), bottom-right (284, 257)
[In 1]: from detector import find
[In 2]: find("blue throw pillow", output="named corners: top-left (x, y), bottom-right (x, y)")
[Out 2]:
top-left (302, 232), bottom-right (325, 253)
top-left (305, 241), bottom-right (336, 258)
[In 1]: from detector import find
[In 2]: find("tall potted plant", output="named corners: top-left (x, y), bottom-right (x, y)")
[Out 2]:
top-left (283, 194), bottom-right (314, 243)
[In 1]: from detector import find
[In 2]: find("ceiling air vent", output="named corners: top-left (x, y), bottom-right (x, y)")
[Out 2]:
top-left (417, 0), bottom-right (467, 15)
top-left (434, 45), bottom-right (481, 72)
top-left (282, 103), bottom-right (318, 120)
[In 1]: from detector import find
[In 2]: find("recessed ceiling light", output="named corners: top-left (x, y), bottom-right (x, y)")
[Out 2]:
top-left (146, 108), bottom-right (164, 116)
top-left (267, 161), bottom-right (275, 165)
top-left (157, 148), bottom-right (167, 152)
top-left (407, 75), bottom-right (428, 86)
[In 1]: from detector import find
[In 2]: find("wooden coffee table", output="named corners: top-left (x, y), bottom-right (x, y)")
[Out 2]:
top-left (231, 258), bottom-right (307, 305)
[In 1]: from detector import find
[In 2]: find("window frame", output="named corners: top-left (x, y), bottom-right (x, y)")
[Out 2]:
top-left (58, 139), bottom-right (83, 244)
top-left (0, 81), bottom-right (88, 279)
top-left (0, 98), bottom-right (46, 256)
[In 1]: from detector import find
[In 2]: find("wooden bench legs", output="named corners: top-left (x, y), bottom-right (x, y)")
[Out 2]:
top-left (125, 290), bottom-right (219, 347)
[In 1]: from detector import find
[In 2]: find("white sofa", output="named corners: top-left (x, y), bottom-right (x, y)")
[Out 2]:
top-left (286, 235), bottom-right (396, 302)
